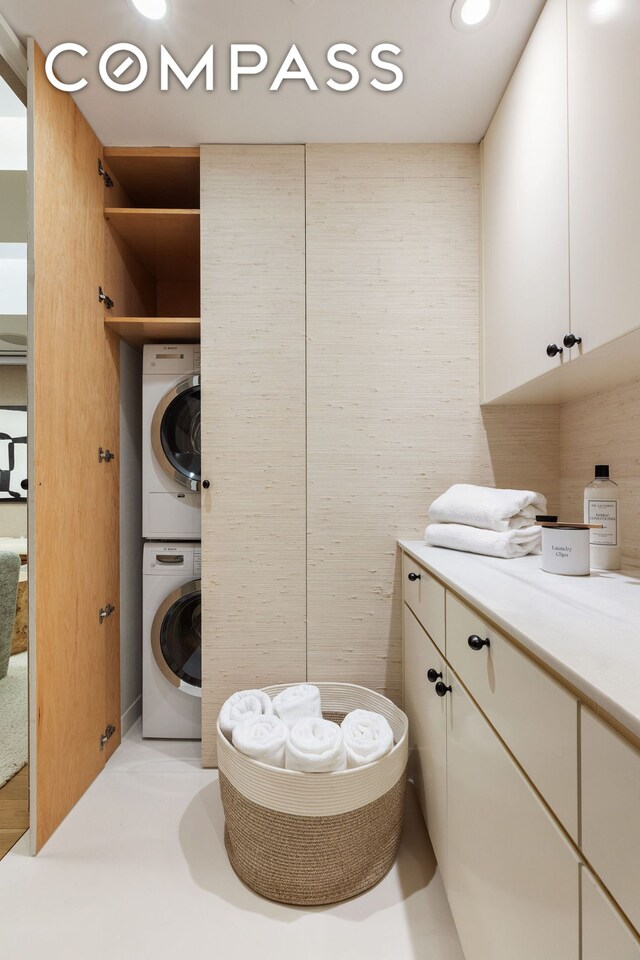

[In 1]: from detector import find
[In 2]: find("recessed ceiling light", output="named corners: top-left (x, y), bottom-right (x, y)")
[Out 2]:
top-left (451, 0), bottom-right (499, 32)
top-left (131, 0), bottom-right (167, 20)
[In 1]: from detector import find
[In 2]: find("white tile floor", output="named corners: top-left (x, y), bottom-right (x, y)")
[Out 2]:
top-left (0, 724), bottom-right (464, 960)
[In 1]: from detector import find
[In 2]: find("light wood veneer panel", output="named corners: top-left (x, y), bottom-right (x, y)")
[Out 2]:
top-left (32, 43), bottom-right (120, 849)
top-left (200, 145), bottom-right (306, 766)
top-left (305, 144), bottom-right (559, 703)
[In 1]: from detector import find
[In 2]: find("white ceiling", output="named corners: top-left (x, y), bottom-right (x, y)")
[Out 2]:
top-left (0, 0), bottom-right (545, 145)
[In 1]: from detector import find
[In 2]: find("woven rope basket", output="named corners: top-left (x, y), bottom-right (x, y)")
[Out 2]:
top-left (217, 682), bottom-right (409, 906)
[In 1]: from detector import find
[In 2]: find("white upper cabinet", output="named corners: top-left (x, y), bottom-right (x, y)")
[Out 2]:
top-left (567, 0), bottom-right (640, 355)
top-left (482, 0), bottom-right (640, 403)
top-left (482, 0), bottom-right (569, 403)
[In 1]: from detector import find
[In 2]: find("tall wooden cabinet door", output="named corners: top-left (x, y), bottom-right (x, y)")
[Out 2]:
top-left (402, 605), bottom-right (448, 880)
top-left (30, 43), bottom-right (119, 850)
top-left (568, 0), bottom-right (640, 354)
top-left (446, 677), bottom-right (579, 960)
top-left (582, 868), bottom-right (640, 960)
top-left (481, 0), bottom-right (569, 402)
top-left (200, 145), bottom-right (306, 766)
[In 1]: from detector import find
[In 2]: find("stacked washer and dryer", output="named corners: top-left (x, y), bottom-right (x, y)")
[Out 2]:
top-left (142, 344), bottom-right (202, 739)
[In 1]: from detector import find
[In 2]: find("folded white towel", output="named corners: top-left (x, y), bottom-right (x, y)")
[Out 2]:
top-left (231, 715), bottom-right (289, 768)
top-left (425, 522), bottom-right (542, 559)
top-left (429, 484), bottom-right (547, 532)
top-left (219, 689), bottom-right (274, 741)
top-left (341, 709), bottom-right (394, 769)
top-left (285, 717), bottom-right (347, 773)
top-left (273, 684), bottom-right (322, 729)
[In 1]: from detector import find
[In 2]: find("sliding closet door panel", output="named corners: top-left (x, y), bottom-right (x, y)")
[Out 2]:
top-left (200, 145), bottom-right (306, 766)
top-left (31, 43), bottom-right (120, 849)
top-left (306, 145), bottom-right (481, 702)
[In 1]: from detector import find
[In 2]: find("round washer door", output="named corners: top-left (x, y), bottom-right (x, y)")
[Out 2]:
top-left (151, 374), bottom-right (201, 491)
top-left (151, 579), bottom-right (201, 697)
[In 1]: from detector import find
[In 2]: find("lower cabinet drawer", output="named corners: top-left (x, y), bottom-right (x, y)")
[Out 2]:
top-left (447, 675), bottom-right (580, 960)
top-left (582, 867), bottom-right (640, 960)
top-left (581, 707), bottom-right (640, 935)
top-left (446, 592), bottom-right (578, 839)
top-left (402, 603), bottom-right (448, 880)
top-left (402, 552), bottom-right (445, 652)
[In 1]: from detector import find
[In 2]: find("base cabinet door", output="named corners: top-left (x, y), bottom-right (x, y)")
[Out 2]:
top-left (403, 605), bottom-right (447, 880)
top-left (582, 868), bottom-right (640, 960)
top-left (447, 677), bottom-right (579, 960)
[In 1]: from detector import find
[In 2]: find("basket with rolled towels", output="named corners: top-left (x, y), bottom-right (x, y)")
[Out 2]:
top-left (219, 683), bottom-right (395, 772)
top-left (216, 681), bottom-right (408, 905)
top-left (425, 484), bottom-right (547, 559)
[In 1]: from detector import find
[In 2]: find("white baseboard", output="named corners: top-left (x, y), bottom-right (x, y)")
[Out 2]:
top-left (121, 696), bottom-right (142, 737)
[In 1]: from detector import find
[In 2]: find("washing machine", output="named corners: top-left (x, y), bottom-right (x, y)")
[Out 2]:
top-left (143, 541), bottom-right (201, 739)
top-left (143, 343), bottom-right (201, 540)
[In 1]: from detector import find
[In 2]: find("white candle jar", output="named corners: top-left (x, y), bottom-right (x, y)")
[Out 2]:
top-left (541, 525), bottom-right (591, 577)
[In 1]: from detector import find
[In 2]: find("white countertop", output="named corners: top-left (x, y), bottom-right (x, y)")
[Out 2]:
top-left (399, 540), bottom-right (640, 740)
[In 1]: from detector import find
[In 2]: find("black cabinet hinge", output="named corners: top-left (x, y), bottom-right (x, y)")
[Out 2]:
top-left (98, 159), bottom-right (114, 188)
top-left (99, 603), bottom-right (116, 625)
top-left (98, 286), bottom-right (114, 310)
top-left (100, 724), bottom-right (116, 751)
top-left (98, 447), bottom-right (115, 464)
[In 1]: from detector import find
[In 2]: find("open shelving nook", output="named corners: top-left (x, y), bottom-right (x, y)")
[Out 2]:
top-left (101, 147), bottom-right (200, 348)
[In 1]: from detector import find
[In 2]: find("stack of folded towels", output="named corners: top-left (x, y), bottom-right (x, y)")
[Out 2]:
top-left (219, 683), bottom-right (395, 773)
top-left (425, 484), bottom-right (547, 559)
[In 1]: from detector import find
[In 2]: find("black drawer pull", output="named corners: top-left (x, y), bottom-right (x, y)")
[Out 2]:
top-left (427, 668), bottom-right (442, 683)
top-left (408, 572), bottom-right (421, 582)
top-left (435, 681), bottom-right (452, 698)
top-left (468, 634), bottom-right (490, 651)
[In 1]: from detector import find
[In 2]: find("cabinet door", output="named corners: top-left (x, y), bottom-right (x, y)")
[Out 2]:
top-left (481, 0), bottom-right (569, 402)
top-left (581, 707), bottom-right (640, 934)
top-left (30, 42), bottom-right (120, 850)
top-left (568, 0), bottom-right (640, 354)
top-left (447, 676), bottom-right (579, 960)
top-left (403, 605), bottom-right (447, 878)
top-left (446, 593), bottom-right (578, 839)
top-left (582, 868), bottom-right (640, 960)
top-left (402, 554), bottom-right (445, 654)
top-left (200, 146), bottom-right (306, 766)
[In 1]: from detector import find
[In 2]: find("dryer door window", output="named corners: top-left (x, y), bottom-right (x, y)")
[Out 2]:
top-left (152, 375), bottom-right (201, 491)
top-left (152, 580), bottom-right (201, 696)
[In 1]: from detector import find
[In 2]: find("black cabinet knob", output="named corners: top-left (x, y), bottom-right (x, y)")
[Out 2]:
top-left (435, 681), bottom-right (452, 698)
top-left (546, 343), bottom-right (563, 358)
top-left (468, 634), bottom-right (490, 651)
top-left (563, 333), bottom-right (582, 349)
top-left (202, 480), bottom-right (210, 490)
top-left (427, 668), bottom-right (442, 684)
top-left (408, 572), bottom-right (421, 581)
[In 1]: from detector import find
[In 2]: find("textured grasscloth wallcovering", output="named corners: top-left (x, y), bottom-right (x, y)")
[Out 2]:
top-left (560, 377), bottom-right (640, 562)
top-left (305, 145), bottom-right (559, 704)
top-left (201, 146), bottom-right (307, 766)
top-left (201, 143), bottom-right (561, 763)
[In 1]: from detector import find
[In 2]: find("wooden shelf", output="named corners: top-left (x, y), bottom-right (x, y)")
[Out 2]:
top-left (104, 208), bottom-right (200, 281)
top-left (105, 317), bottom-right (200, 349)
top-left (103, 147), bottom-right (200, 208)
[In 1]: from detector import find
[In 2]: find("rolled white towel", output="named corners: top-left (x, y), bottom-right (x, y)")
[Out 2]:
top-left (341, 709), bottom-right (395, 769)
top-left (425, 522), bottom-right (542, 560)
top-left (219, 689), bottom-right (273, 741)
top-left (285, 717), bottom-right (347, 773)
top-left (273, 683), bottom-right (322, 729)
top-left (231, 715), bottom-right (289, 769)
top-left (429, 484), bottom-right (547, 533)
